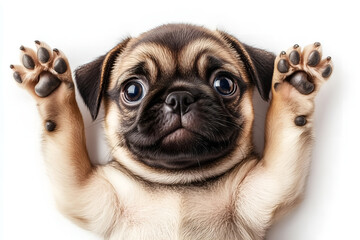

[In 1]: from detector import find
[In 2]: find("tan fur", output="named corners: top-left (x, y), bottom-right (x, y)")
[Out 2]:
top-left (178, 38), bottom-right (242, 77)
top-left (110, 41), bottom-right (176, 88)
top-left (12, 25), bottom-right (332, 240)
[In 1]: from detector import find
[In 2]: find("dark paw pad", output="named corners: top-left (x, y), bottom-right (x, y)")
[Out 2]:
top-left (54, 58), bottom-right (67, 74)
top-left (295, 116), bottom-right (307, 126)
top-left (13, 71), bottom-right (22, 83)
top-left (289, 50), bottom-right (300, 65)
top-left (22, 54), bottom-right (35, 69)
top-left (322, 64), bottom-right (332, 78)
top-left (45, 120), bottom-right (56, 132)
top-left (277, 59), bottom-right (289, 73)
top-left (287, 71), bottom-right (314, 95)
top-left (307, 50), bottom-right (321, 67)
top-left (35, 72), bottom-right (61, 97)
top-left (37, 47), bottom-right (50, 63)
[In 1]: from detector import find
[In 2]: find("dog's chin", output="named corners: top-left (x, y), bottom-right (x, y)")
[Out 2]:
top-left (127, 128), bottom-right (238, 170)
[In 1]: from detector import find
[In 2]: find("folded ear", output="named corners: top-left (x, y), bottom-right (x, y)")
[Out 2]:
top-left (218, 31), bottom-right (275, 101)
top-left (74, 38), bottom-right (131, 120)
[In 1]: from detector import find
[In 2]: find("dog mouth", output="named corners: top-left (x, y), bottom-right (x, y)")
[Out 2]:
top-left (126, 124), bottom-right (239, 170)
top-left (161, 127), bottom-right (194, 145)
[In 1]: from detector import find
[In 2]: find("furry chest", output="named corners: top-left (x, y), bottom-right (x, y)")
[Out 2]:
top-left (108, 172), bottom-right (240, 239)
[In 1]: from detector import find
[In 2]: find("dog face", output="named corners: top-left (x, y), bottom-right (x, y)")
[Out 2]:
top-left (75, 24), bottom-right (275, 184)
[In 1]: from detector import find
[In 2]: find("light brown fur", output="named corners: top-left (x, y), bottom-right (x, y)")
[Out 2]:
top-left (12, 24), bottom-right (332, 239)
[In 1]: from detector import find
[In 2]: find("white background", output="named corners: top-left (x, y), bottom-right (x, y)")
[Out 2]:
top-left (1, 0), bottom-right (359, 239)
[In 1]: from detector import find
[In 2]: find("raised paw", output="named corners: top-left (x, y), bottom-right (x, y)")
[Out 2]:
top-left (273, 42), bottom-right (333, 96)
top-left (10, 41), bottom-right (73, 98)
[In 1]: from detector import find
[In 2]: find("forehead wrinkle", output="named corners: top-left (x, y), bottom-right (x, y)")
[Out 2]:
top-left (123, 58), bottom-right (158, 83)
top-left (144, 56), bottom-right (158, 83)
top-left (131, 42), bottom-right (176, 75)
top-left (179, 39), bottom-right (240, 75)
top-left (110, 42), bottom-right (176, 87)
top-left (200, 55), bottom-right (241, 80)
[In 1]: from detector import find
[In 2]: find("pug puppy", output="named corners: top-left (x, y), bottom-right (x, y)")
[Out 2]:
top-left (11, 24), bottom-right (333, 240)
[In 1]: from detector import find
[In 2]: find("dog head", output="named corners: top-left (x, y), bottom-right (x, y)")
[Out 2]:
top-left (75, 24), bottom-right (275, 184)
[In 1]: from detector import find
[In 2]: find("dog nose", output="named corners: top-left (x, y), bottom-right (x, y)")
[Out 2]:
top-left (165, 91), bottom-right (195, 115)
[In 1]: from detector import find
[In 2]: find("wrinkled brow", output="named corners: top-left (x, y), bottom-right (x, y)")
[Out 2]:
top-left (194, 52), bottom-right (240, 81)
top-left (127, 61), bottom-right (148, 76)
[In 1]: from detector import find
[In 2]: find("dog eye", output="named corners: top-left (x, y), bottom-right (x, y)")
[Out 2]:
top-left (122, 80), bottom-right (146, 104)
top-left (213, 76), bottom-right (236, 96)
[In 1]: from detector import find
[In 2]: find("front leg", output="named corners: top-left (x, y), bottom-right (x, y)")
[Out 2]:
top-left (264, 43), bottom-right (333, 210)
top-left (10, 42), bottom-right (118, 235)
top-left (236, 43), bottom-right (333, 239)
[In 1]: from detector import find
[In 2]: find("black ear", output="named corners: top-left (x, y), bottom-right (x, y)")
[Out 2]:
top-left (75, 55), bottom-right (106, 120)
top-left (218, 31), bottom-right (275, 101)
top-left (74, 38), bottom-right (131, 120)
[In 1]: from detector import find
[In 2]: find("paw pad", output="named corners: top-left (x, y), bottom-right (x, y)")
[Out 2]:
top-left (37, 47), bottom-right (50, 63)
top-left (287, 71), bottom-right (314, 95)
top-left (322, 63), bottom-right (332, 78)
top-left (277, 59), bottom-right (289, 73)
top-left (294, 116), bottom-right (307, 126)
top-left (35, 72), bottom-right (61, 97)
top-left (54, 58), bottom-right (67, 74)
top-left (289, 50), bottom-right (300, 65)
top-left (307, 50), bottom-right (321, 67)
top-left (45, 120), bottom-right (56, 132)
top-left (273, 42), bottom-right (333, 96)
top-left (22, 54), bottom-right (35, 69)
top-left (10, 41), bottom-right (72, 98)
